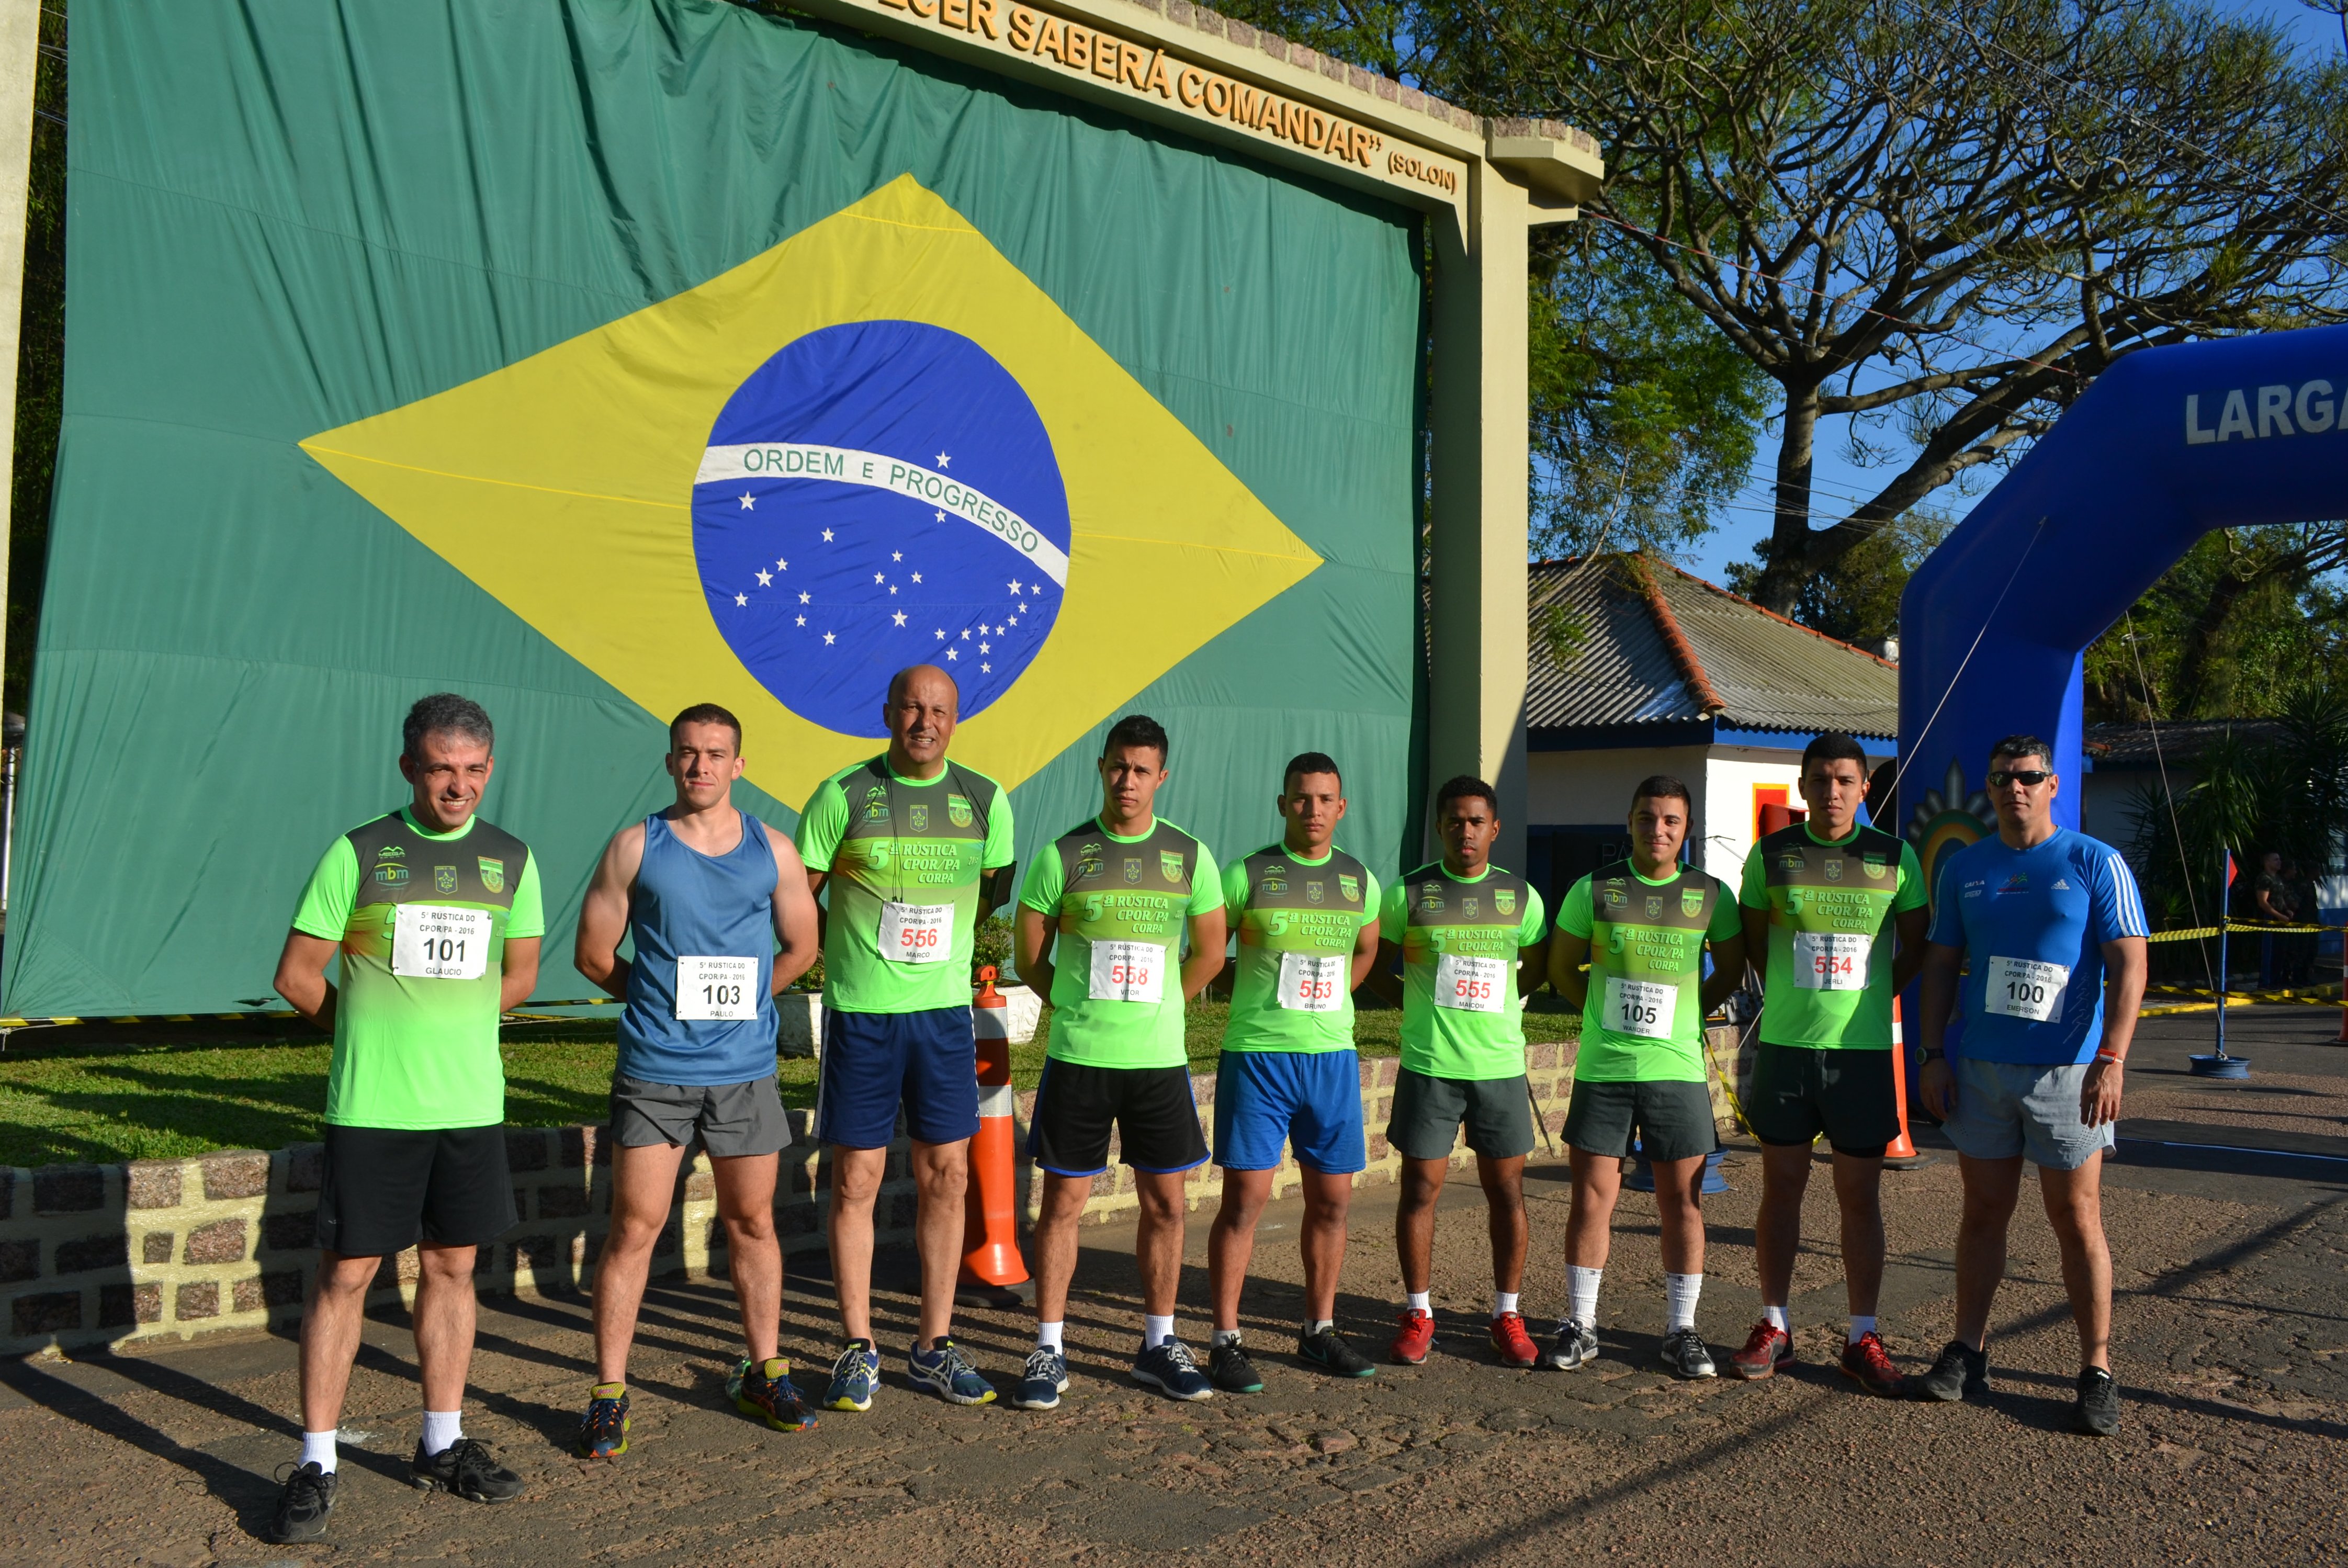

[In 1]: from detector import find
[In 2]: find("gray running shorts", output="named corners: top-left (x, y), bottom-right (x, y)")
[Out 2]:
top-left (1561, 1078), bottom-right (1718, 1163)
top-left (610, 1074), bottom-right (791, 1158)
top-left (1943, 1057), bottom-right (2112, 1170)
top-left (1387, 1067), bottom-right (1536, 1160)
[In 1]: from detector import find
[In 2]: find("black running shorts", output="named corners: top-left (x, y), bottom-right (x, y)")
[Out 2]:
top-left (1028, 1061), bottom-right (1210, 1176)
top-left (314, 1124), bottom-right (519, 1258)
top-left (1561, 1079), bottom-right (1718, 1163)
top-left (1744, 1043), bottom-right (1898, 1158)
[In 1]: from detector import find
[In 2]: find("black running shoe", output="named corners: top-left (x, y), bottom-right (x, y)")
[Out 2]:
top-left (2074, 1367), bottom-right (2120, 1436)
top-left (1299, 1325), bottom-right (1376, 1379)
top-left (1656, 1327), bottom-right (1716, 1380)
top-left (267, 1461), bottom-right (337, 1543)
top-left (1209, 1337), bottom-right (1265, 1394)
top-left (409, 1437), bottom-right (524, 1503)
top-left (1920, 1340), bottom-right (1987, 1403)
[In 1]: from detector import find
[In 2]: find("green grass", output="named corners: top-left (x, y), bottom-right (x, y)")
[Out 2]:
top-left (0, 996), bottom-right (1579, 1168)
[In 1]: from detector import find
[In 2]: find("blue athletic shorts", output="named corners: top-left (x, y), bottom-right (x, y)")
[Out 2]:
top-left (1211, 1048), bottom-right (1366, 1174)
top-left (815, 1005), bottom-right (980, 1149)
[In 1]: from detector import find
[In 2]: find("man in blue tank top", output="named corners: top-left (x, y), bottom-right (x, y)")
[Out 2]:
top-left (573, 704), bottom-right (822, 1455)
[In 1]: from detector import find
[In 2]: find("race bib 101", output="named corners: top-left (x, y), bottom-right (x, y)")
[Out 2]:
top-left (675, 955), bottom-right (759, 1021)
top-left (878, 900), bottom-right (954, 966)
top-left (1793, 930), bottom-right (1872, 992)
top-left (1984, 955), bottom-right (2069, 1022)
top-left (1275, 952), bottom-right (1346, 1012)
top-left (1433, 953), bottom-right (1506, 1013)
top-left (390, 903), bottom-right (490, 980)
top-left (1089, 940), bottom-right (1166, 1005)
top-left (1605, 974), bottom-right (1676, 1040)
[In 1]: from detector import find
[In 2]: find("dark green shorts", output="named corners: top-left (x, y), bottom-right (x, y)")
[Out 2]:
top-left (1745, 1043), bottom-right (1899, 1157)
top-left (1561, 1079), bottom-right (1717, 1163)
top-left (1387, 1067), bottom-right (1536, 1160)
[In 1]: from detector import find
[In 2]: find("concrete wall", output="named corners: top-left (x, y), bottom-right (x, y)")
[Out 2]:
top-left (1526, 745), bottom-right (1712, 833)
top-left (1698, 747), bottom-right (1806, 884)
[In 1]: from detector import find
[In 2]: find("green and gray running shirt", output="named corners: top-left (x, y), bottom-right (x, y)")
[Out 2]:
top-left (1019, 816), bottom-right (1222, 1069)
top-left (1737, 822), bottom-right (1927, 1048)
top-left (796, 757), bottom-right (1014, 1014)
top-left (290, 808), bottom-right (545, 1129)
top-left (1376, 863), bottom-right (1547, 1080)
top-left (1559, 860), bottom-right (1740, 1083)
top-left (1220, 844), bottom-right (1381, 1054)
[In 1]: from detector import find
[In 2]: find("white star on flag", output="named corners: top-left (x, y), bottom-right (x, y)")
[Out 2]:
top-left (892, 611), bottom-right (907, 626)
top-left (934, 629), bottom-right (945, 639)
top-left (911, 572), bottom-right (922, 584)
top-left (1018, 603), bottom-right (1027, 613)
top-left (961, 629), bottom-right (970, 640)
top-left (798, 592), bottom-right (810, 604)
top-left (935, 452), bottom-right (951, 467)
top-left (888, 585), bottom-right (898, 595)
top-left (795, 615), bottom-right (805, 626)
top-left (1008, 616), bottom-right (1019, 626)
top-left (873, 572), bottom-right (885, 584)
top-left (892, 551), bottom-right (902, 562)
top-left (823, 631), bottom-right (835, 645)
top-left (981, 662), bottom-right (991, 673)
top-left (946, 648), bottom-right (958, 660)
top-left (755, 570), bottom-right (772, 586)
top-left (979, 642), bottom-right (991, 654)
top-left (738, 493), bottom-right (755, 510)
top-left (1008, 580), bottom-right (1021, 592)
top-left (933, 510), bottom-right (944, 522)
top-left (821, 528), bottom-right (834, 541)
top-left (776, 558), bottom-right (788, 570)
top-left (733, 593), bottom-right (747, 606)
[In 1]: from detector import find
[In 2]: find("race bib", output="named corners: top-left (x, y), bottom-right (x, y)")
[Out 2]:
top-left (1434, 953), bottom-right (1506, 1013)
top-left (1088, 940), bottom-right (1165, 1004)
top-left (1984, 955), bottom-right (2069, 1022)
top-left (1605, 975), bottom-right (1676, 1040)
top-left (878, 900), bottom-right (955, 966)
top-left (674, 955), bottom-right (759, 1021)
top-left (390, 903), bottom-right (489, 980)
top-left (1793, 930), bottom-right (1872, 992)
top-left (1275, 952), bottom-right (1346, 1012)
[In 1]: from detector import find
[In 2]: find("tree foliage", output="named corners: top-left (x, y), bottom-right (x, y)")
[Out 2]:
top-left (6, 2), bottom-right (64, 720)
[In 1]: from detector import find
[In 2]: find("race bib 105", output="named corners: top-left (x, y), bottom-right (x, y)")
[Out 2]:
top-left (675, 955), bottom-right (759, 1021)
top-left (1275, 951), bottom-right (1346, 1012)
top-left (390, 903), bottom-right (490, 980)
top-left (1605, 974), bottom-right (1676, 1040)
top-left (1088, 940), bottom-right (1165, 1004)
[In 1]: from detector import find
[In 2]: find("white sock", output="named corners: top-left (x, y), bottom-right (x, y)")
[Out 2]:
top-left (420, 1409), bottom-right (462, 1458)
top-left (1763, 1304), bottom-right (1789, 1333)
top-left (1212, 1327), bottom-right (1243, 1347)
top-left (1405, 1290), bottom-right (1431, 1313)
top-left (1848, 1314), bottom-right (1877, 1344)
top-left (1664, 1272), bottom-right (1702, 1333)
top-left (1305, 1319), bottom-right (1334, 1337)
top-left (1568, 1266), bottom-right (1602, 1328)
top-left (1492, 1291), bottom-right (1520, 1319)
top-left (1143, 1313), bottom-right (1175, 1349)
top-left (300, 1429), bottom-right (337, 1474)
top-left (1036, 1320), bottom-right (1065, 1352)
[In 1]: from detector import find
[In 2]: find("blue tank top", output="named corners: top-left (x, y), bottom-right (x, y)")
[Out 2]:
top-left (616, 810), bottom-right (781, 1086)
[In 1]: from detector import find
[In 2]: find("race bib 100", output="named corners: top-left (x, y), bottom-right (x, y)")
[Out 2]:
top-left (1793, 930), bottom-right (1872, 992)
top-left (878, 900), bottom-right (954, 966)
top-left (1605, 974), bottom-right (1676, 1040)
top-left (1089, 940), bottom-right (1166, 1005)
top-left (1275, 952), bottom-right (1346, 1012)
top-left (675, 955), bottom-right (759, 1021)
top-left (1984, 955), bottom-right (2069, 1022)
top-left (1434, 953), bottom-right (1506, 1013)
top-left (390, 903), bottom-right (490, 980)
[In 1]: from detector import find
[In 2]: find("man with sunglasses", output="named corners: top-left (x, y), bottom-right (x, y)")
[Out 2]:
top-left (1916, 734), bottom-right (2148, 1437)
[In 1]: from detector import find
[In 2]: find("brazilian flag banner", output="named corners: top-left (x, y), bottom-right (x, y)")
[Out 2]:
top-left (5, 0), bottom-right (1423, 1015)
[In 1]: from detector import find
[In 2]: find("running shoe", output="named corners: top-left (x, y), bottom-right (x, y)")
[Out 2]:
top-left (1728, 1321), bottom-right (1794, 1381)
top-left (1656, 1327), bottom-right (1717, 1380)
top-left (2074, 1367), bottom-right (2120, 1436)
top-left (1133, 1337), bottom-right (1215, 1402)
top-left (1014, 1346), bottom-right (1069, 1411)
top-left (1209, 1337), bottom-right (1265, 1393)
top-left (1543, 1319), bottom-right (1599, 1371)
top-left (577, 1383), bottom-right (630, 1458)
top-left (267, 1461), bottom-right (337, 1543)
top-left (1840, 1332), bottom-right (1906, 1397)
top-left (729, 1356), bottom-right (818, 1432)
top-left (908, 1337), bottom-right (997, 1406)
top-left (1390, 1307), bottom-right (1436, 1365)
top-left (1298, 1325), bottom-right (1376, 1379)
top-left (409, 1437), bottom-right (524, 1502)
top-left (1920, 1340), bottom-right (1987, 1403)
top-left (1489, 1311), bottom-right (1539, 1369)
top-left (823, 1339), bottom-right (880, 1413)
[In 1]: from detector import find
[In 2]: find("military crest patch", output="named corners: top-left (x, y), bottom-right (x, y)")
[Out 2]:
top-left (909, 802), bottom-right (929, 832)
top-left (948, 795), bottom-right (974, 828)
top-left (1645, 895), bottom-right (1663, 918)
top-left (1339, 873), bottom-right (1360, 903)
top-left (477, 857), bottom-right (504, 893)
top-left (1306, 881), bottom-right (1325, 904)
top-left (1682, 887), bottom-right (1704, 916)
top-left (1862, 856), bottom-right (1887, 879)
top-left (1824, 858), bottom-right (1844, 882)
top-left (1160, 850), bottom-right (1185, 883)
top-left (1495, 887), bottom-right (1517, 916)
top-left (434, 865), bottom-right (459, 894)
top-left (1463, 896), bottom-right (1479, 919)
top-left (1124, 858), bottom-right (1144, 884)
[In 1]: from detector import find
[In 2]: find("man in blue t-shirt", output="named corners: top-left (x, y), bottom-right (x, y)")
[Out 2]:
top-left (1916, 732), bottom-right (2148, 1438)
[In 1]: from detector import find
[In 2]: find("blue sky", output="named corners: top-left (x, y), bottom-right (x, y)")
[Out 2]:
top-left (1676, 0), bottom-right (2344, 586)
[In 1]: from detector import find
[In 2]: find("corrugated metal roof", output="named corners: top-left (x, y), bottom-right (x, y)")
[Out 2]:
top-left (2084, 719), bottom-right (2280, 766)
top-left (1526, 556), bottom-right (1900, 739)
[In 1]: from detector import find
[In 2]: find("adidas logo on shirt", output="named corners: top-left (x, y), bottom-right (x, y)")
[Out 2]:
top-left (2052, 878), bottom-right (2071, 890)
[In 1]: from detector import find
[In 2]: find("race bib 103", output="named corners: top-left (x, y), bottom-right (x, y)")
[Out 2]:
top-left (878, 900), bottom-right (954, 966)
top-left (674, 955), bottom-right (759, 1021)
top-left (1275, 952), bottom-right (1346, 1012)
top-left (1792, 930), bottom-right (1872, 992)
top-left (390, 903), bottom-right (490, 981)
top-left (1088, 940), bottom-right (1165, 1005)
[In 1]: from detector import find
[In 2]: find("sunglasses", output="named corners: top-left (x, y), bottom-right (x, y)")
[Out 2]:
top-left (1988, 769), bottom-right (2052, 788)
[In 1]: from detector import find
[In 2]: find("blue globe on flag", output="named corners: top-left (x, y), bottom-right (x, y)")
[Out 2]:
top-left (692, 320), bottom-right (1071, 737)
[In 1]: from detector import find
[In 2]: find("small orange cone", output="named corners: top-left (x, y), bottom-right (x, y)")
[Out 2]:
top-left (958, 967), bottom-right (1031, 1297)
top-left (1884, 995), bottom-right (1925, 1167)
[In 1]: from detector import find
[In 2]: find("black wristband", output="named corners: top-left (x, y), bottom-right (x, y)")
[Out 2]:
top-left (1922, 1048), bottom-right (1947, 1061)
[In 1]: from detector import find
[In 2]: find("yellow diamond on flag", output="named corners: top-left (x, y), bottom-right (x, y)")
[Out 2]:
top-left (301, 176), bottom-right (1321, 806)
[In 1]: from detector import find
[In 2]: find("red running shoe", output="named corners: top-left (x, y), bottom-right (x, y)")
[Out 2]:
top-left (1728, 1321), bottom-right (1794, 1381)
top-left (1840, 1331), bottom-right (1906, 1397)
top-left (1489, 1311), bottom-right (1539, 1369)
top-left (1390, 1307), bottom-right (1436, 1364)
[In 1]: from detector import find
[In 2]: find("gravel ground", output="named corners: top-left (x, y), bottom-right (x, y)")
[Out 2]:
top-left (3, 1006), bottom-right (2345, 1566)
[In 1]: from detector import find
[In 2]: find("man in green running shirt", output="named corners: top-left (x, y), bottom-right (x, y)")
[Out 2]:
top-left (1546, 775), bottom-right (1746, 1381)
top-left (1727, 732), bottom-right (1929, 1395)
top-left (1011, 714), bottom-right (1226, 1408)
top-left (1369, 776), bottom-right (1550, 1371)
top-left (265, 695), bottom-right (541, 1543)
top-left (1203, 751), bottom-right (1384, 1393)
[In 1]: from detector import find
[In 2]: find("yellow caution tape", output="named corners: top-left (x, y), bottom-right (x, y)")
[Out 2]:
top-left (2147, 921), bottom-right (2341, 943)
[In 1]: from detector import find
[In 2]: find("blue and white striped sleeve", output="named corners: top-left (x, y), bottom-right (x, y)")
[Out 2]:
top-left (2092, 850), bottom-right (2151, 941)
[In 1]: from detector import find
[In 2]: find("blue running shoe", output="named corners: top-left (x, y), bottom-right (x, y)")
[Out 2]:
top-left (1133, 1336), bottom-right (1214, 1402)
top-left (577, 1382), bottom-right (630, 1458)
top-left (909, 1337), bottom-right (997, 1406)
top-left (823, 1339), bottom-right (880, 1413)
top-left (1014, 1346), bottom-right (1069, 1411)
top-left (728, 1357), bottom-right (818, 1432)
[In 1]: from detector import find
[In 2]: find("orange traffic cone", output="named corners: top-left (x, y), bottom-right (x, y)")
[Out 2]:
top-left (957, 966), bottom-right (1031, 1302)
top-left (1884, 995), bottom-right (1926, 1168)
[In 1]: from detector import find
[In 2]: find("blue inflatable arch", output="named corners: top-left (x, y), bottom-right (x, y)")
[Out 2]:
top-left (1898, 323), bottom-right (2348, 883)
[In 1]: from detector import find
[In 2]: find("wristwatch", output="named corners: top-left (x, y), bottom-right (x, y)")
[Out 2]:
top-left (1921, 1047), bottom-right (1946, 1061)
